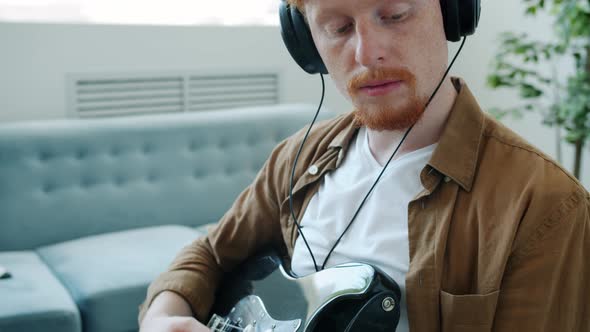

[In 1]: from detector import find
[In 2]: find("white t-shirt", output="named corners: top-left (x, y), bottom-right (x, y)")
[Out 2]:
top-left (291, 127), bottom-right (437, 332)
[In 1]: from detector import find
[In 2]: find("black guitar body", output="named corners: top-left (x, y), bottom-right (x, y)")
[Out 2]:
top-left (207, 251), bottom-right (401, 332)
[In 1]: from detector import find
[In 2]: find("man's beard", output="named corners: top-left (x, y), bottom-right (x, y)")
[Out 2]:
top-left (347, 67), bottom-right (426, 131)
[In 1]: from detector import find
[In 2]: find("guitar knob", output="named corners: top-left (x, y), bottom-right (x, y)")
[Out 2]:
top-left (382, 296), bottom-right (396, 312)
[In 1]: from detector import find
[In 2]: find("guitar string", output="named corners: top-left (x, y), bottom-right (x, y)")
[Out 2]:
top-left (211, 326), bottom-right (244, 332)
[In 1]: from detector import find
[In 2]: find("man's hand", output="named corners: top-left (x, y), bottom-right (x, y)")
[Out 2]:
top-left (139, 291), bottom-right (210, 332)
top-left (139, 316), bottom-right (210, 332)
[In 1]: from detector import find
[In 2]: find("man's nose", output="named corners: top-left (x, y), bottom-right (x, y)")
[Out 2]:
top-left (354, 22), bottom-right (388, 68)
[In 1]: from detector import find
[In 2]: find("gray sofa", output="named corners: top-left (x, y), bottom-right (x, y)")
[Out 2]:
top-left (0, 104), bottom-right (329, 332)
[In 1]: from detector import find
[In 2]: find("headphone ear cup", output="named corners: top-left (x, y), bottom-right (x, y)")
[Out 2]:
top-left (440, 0), bottom-right (461, 42)
top-left (459, 0), bottom-right (480, 37)
top-left (441, 0), bottom-right (481, 42)
top-left (279, 2), bottom-right (328, 74)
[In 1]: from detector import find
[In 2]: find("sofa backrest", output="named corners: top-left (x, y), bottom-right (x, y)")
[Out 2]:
top-left (0, 104), bottom-right (334, 251)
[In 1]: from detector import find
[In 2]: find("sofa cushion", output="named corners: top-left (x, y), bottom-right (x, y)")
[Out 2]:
top-left (37, 225), bottom-right (204, 332)
top-left (0, 251), bottom-right (81, 332)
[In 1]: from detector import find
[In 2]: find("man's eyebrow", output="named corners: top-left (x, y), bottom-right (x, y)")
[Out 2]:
top-left (313, 13), bottom-right (335, 26)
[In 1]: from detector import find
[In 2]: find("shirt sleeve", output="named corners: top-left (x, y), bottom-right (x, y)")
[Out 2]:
top-left (492, 188), bottom-right (590, 331)
top-left (137, 138), bottom-right (291, 324)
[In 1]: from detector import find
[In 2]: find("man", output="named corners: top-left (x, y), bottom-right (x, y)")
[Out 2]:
top-left (138, 0), bottom-right (590, 331)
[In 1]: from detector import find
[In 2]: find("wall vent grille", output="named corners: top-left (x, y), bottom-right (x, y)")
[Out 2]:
top-left (67, 71), bottom-right (280, 118)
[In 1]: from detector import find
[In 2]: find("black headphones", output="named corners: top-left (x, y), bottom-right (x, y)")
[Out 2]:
top-left (279, 0), bottom-right (481, 74)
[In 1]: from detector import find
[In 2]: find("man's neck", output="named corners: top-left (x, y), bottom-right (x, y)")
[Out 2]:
top-left (366, 78), bottom-right (458, 166)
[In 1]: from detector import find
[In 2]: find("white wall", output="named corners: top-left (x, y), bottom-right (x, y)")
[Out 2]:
top-left (0, 0), bottom-right (588, 187)
top-left (0, 23), bottom-right (332, 121)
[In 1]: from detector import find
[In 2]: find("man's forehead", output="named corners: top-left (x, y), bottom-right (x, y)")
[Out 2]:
top-left (302, 0), bottom-right (419, 16)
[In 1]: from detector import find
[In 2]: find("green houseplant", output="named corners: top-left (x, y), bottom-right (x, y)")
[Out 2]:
top-left (487, 0), bottom-right (590, 180)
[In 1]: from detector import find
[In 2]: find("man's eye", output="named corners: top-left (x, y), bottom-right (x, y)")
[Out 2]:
top-left (335, 22), bottom-right (353, 34)
top-left (383, 12), bottom-right (408, 22)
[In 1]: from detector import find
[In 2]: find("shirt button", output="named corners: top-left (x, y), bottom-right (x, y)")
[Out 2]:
top-left (308, 165), bottom-right (319, 175)
top-left (444, 176), bottom-right (451, 183)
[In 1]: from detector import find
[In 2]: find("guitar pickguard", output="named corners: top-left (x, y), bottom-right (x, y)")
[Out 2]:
top-left (207, 252), bottom-right (401, 331)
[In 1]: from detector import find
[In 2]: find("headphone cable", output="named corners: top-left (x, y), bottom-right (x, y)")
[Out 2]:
top-left (288, 73), bottom-right (325, 272)
top-left (290, 36), bottom-right (467, 272)
top-left (320, 36), bottom-right (467, 269)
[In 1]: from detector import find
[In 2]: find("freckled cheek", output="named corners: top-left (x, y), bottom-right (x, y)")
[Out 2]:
top-left (320, 40), bottom-right (357, 83)
top-left (325, 59), bottom-right (354, 97)
top-left (315, 44), bottom-right (350, 91)
top-left (334, 75), bottom-right (352, 99)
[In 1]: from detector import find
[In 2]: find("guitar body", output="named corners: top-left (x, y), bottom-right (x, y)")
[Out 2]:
top-left (207, 252), bottom-right (401, 332)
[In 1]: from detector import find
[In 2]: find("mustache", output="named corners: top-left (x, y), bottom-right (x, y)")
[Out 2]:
top-left (347, 67), bottom-right (415, 93)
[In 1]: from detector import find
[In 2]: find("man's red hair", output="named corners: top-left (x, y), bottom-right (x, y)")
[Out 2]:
top-left (286, 0), bottom-right (305, 11)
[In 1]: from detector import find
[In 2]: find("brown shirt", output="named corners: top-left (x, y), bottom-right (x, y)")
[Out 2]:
top-left (139, 80), bottom-right (590, 331)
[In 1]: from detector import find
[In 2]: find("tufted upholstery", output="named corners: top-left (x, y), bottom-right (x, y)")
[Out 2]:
top-left (0, 104), bottom-right (334, 332)
top-left (0, 104), bottom-right (328, 251)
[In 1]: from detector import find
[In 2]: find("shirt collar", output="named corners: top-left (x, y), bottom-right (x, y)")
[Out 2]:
top-left (429, 78), bottom-right (485, 192)
top-left (328, 113), bottom-right (358, 149)
top-left (327, 113), bottom-right (359, 168)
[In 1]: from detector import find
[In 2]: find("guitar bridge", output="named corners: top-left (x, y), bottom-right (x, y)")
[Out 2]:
top-left (207, 314), bottom-right (243, 332)
top-left (207, 295), bottom-right (302, 331)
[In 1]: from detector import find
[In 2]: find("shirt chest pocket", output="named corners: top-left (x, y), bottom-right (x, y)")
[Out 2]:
top-left (440, 289), bottom-right (500, 332)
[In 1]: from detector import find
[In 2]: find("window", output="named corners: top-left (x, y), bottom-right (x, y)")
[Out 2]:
top-left (0, 0), bottom-right (280, 25)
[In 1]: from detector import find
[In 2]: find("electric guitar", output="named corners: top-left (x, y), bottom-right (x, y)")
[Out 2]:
top-left (206, 251), bottom-right (401, 332)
